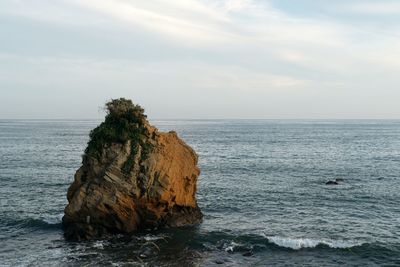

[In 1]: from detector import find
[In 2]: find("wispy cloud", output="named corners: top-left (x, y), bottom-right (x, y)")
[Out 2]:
top-left (2, 0), bottom-right (399, 75)
top-left (1, 0), bottom-right (400, 118)
top-left (68, 0), bottom-right (234, 44)
top-left (342, 1), bottom-right (400, 15)
top-left (66, 0), bottom-right (346, 47)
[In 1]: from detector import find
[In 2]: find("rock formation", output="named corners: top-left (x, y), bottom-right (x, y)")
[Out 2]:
top-left (325, 178), bottom-right (344, 185)
top-left (62, 98), bottom-right (202, 240)
top-left (325, 180), bottom-right (338, 185)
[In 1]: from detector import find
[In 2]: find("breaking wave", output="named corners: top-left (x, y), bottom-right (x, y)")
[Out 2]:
top-left (41, 213), bottom-right (64, 225)
top-left (265, 235), bottom-right (362, 250)
top-left (1, 213), bottom-right (63, 232)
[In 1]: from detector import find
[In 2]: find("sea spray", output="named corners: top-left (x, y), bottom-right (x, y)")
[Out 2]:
top-left (264, 235), bottom-right (363, 250)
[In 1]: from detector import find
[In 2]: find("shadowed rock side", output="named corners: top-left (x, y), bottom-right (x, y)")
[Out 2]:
top-left (63, 99), bottom-right (202, 240)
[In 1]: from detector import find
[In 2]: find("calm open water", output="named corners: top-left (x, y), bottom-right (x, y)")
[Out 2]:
top-left (1, 120), bottom-right (400, 266)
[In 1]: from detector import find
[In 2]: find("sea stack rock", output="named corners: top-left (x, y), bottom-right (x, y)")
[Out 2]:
top-left (63, 98), bottom-right (202, 240)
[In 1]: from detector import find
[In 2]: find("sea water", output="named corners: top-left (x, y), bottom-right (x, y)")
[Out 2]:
top-left (1, 120), bottom-right (400, 266)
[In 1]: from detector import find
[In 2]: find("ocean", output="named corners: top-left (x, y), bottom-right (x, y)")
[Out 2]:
top-left (1, 120), bottom-right (400, 266)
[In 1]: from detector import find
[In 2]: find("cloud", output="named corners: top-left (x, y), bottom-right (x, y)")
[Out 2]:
top-left (343, 1), bottom-right (400, 15)
top-left (1, 0), bottom-right (400, 118)
top-left (1, 0), bottom-right (399, 76)
top-left (67, 0), bottom-right (234, 45)
top-left (221, 0), bottom-right (257, 12)
top-left (0, 1), bottom-right (360, 49)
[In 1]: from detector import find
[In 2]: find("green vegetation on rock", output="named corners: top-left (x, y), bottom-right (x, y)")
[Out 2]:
top-left (121, 143), bottom-right (138, 174)
top-left (85, 98), bottom-right (153, 172)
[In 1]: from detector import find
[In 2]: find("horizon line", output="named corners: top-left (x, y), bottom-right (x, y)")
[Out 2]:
top-left (1, 118), bottom-right (400, 121)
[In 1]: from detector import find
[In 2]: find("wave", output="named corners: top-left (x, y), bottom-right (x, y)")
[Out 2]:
top-left (20, 215), bottom-right (63, 230)
top-left (1, 213), bottom-right (64, 232)
top-left (41, 213), bottom-right (64, 225)
top-left (194, 230), bottom-right (378, 255)
top-left (264, 235), bottom-right (362, 250)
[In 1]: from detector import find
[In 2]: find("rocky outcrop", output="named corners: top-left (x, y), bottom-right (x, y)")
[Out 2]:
top-left (325, 180), bottom-right (338, 185)
top-left (62, 99), bottom-right (202, 240)
top-left (325, 178), bottom-right (344, 185)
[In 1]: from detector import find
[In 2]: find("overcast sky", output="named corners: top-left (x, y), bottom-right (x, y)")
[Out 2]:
top-left (1, 0), bottom-right (399, 119)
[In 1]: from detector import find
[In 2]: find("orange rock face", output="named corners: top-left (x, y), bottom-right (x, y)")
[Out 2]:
top-left (62, 121), bottom-right (202, 240)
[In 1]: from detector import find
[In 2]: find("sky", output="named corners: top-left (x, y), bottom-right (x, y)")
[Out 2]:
top-left (0, 0), bottom-right (399, 119)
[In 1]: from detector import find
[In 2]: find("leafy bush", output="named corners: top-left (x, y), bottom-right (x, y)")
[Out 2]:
top-left (85, 98), bottom-right (152, 165)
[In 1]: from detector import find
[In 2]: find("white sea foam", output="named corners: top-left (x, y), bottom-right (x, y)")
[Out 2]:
top-left (92, 241), bottom-right (106, 249)
top-left (265, 235), bottom-right (362, 250)
top-left (137, 234), bottom-right (167, 242)
top-left (224, 241), bottom-right (240, 252)
top-left (42, 213), bottom-right (63, 224)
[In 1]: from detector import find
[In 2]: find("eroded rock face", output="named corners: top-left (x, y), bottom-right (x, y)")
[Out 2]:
top-left (62, 101), bottom-right (202, 240)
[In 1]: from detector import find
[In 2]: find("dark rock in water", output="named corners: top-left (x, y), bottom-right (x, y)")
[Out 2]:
top-left (62, 98), bottom-right (202, 240)
top-left (325, 180), bottom-right (339, 185)
top-left (326, 178), bottom-right (344, 185)
top-left (139, 246), bottom-right (156, 258)
top-left (242, 250), bottom-right (253, 257)
top-left (215, 260), bottom-right (224, 265)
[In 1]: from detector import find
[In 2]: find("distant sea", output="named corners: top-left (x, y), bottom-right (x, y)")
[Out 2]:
top-left (1, 120), bottom-right (400, 266)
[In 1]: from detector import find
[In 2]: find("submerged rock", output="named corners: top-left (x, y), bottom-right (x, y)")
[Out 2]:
top-left (325, 178), bottom-right (344, 185)
top-left (325, 180), bottom-right (339, 185)
top-left (63, 98), bottom-right (202, 240)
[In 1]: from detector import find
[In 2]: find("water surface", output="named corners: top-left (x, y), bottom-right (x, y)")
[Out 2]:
top-left (1, 120), bottom-right (400, 266)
